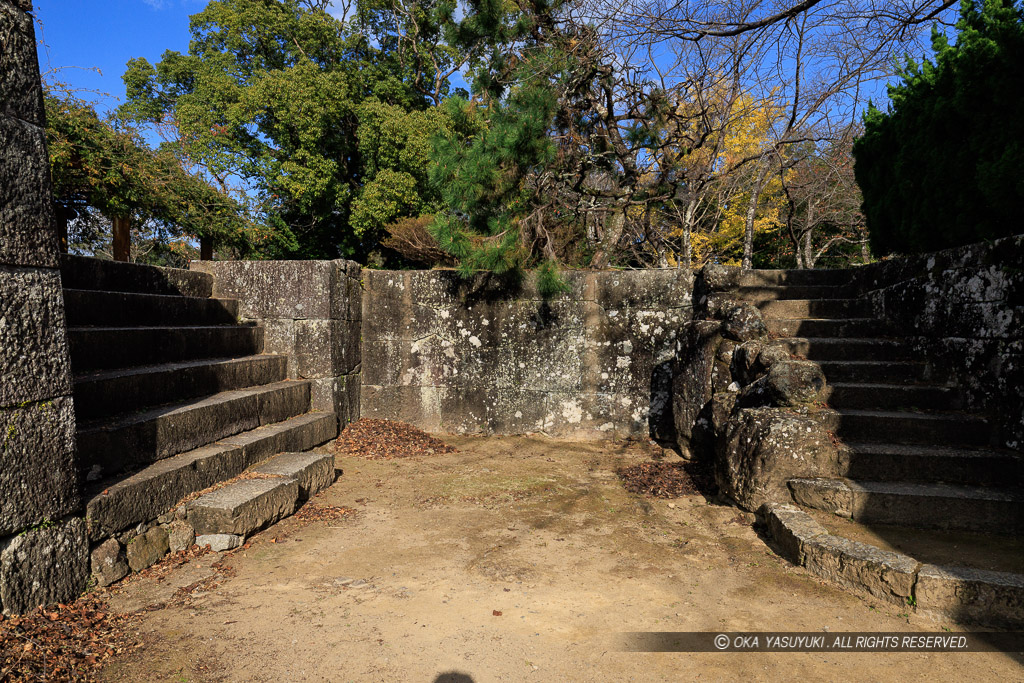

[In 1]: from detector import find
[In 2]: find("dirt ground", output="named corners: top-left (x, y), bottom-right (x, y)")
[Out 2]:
top-left (100, 436), bottom-right (1022, 682)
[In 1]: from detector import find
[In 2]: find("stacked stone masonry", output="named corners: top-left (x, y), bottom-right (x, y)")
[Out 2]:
top-left (359, 269), bottom-right (693, 440)
top-left (190, 260), bottom-right (363, 432)
top-left (0, 0), bottom-right (88, 614)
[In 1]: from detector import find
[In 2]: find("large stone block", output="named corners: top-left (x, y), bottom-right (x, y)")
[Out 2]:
top-left (591, 269), bottom-right (692, 310)
top-left (0, 265), bottom-right (73, 405)
top-left (90, 538), bottom-right (128, 587)
top-left (0, 116), bottom-right (58, 268)
top-left (0, 517), bottom-right (87, 615)
top-left (0, 1), bottom-right (45, 126)
top-left (0, 396), bottom-right (79, 536)
top-left (194, 260), bottom-right (346, 320)
top-left (187, 478), bottom-right (299, 537)
top-left (715, 407), bottom-right (841, 511)
top-left (915, 563), bottom-right (1024, 628)
top-left (295, 318), bottom-right (356, 378)
top-left (360, 384), bottom-right (444, 431)
top-left (252, 452), bottom-right (335, 499)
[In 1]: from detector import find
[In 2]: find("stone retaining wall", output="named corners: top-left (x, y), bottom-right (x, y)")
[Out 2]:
top-left (852, 235), bottom-right (1024, 452)
top-left (0, 0), bottom-right (88, 614)
top-left (189, 260), bottom-right (363, 431)
top-left (359, 269), bottom-right (693, 440)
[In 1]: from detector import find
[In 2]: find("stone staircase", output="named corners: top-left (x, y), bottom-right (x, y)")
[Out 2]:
top-left (61, 256), bottom-right (338, 582)
top-left (734, 268), bottom-right (1024, 626)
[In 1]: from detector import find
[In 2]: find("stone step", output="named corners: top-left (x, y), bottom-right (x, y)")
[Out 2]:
top-left (737, 269), bottom-right (855, 287)
top-left (780, 337), bottom-right (910, 362)
top-left (763, 504), bottom-right (1024, 627)
top-left (68, 325), bottom-right (263, 371)
top-left (189, 452), bottom-right (336, 540)
top-left (78, 380), bottom-right (311, 480)
top-left (60, 254), bottom-right (212, 298)
top-left (73, 355), bottom-right (288, 421)
top-left (756, 298), bottom-right (873, 320)
top-left (251, 452), bottom-right (336, 501)
top-left (84, 412), bottom-right (337, 541)
top-left (767, 317), bottom-right (890, 338)
top-left (816, 360), bottom-right (932, 383)
top-left (63, 289), bottom-right (239, 327)
top-left (824, 408), bottom-right (990, 447)
top-left (189, 478), bottom-right (299, 539)
top-left (787, 478), bottom-right (1024, 533)
top-left (825, 382), bottom-right (961, 411)
top-left (733, 285), bottom-right (848, 301)
top-left (840, 442), bottom-right (1023, 486)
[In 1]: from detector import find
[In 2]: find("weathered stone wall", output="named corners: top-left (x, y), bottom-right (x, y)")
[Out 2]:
top-left (0, 0), bottom-right (88, 613)
top-left (852, 235), bottom-right (1024, 451)
top-left (360, 269), bottom-right (693, 439)
top-left (189, 260), bottom-right (362, 431)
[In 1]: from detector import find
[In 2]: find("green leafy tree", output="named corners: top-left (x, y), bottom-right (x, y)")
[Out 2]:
top-left (854, 0), bottom-right (1024, 255)
top-left (45, 88), bottom-right (252, 262)
top-left (118, 0), bottom-right (458, 260)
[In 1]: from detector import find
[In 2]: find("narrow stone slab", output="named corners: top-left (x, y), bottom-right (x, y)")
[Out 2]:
top-left (765, 502), bottom-right (918, 605)
top-left (916, 564), bottom-right (1024, 628)
top-left (251, 452), bottom-right (335, 500)
top-left (196, 534), bottom-right (242, 552)
top-left (802, 533), bottom-right (918, 605)
top-left (760, 503), bottom-right (828, 565)
top-left (789, 478), bottom-right (853, 516)
top-left (187, 478), bottom-right (299, 537)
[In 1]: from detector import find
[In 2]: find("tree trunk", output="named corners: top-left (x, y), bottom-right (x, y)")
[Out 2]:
top-left (111, 215), bottom-right (130, 262)
top-left (804, 230), bottom-right (816, 268)
top-left (680, 199), bottom-right (696, 270)
top-left (741, 162), bottom-right (769, 270)
top-left (591, 208), bottom-right (626, 270)
top-left (200, 236), bottom-right (214, 261)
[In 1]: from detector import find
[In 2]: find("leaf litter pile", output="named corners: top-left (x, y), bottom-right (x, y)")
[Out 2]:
top-left (334, 419), bottom-right (456, 460)
top-left (0, 595), bottom-right (139, 681)
top-left (616, 460), bottom-right (717, 498)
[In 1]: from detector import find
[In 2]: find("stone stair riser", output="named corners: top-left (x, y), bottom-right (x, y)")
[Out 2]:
top-left (737, 269), bottom-right (855, 287)
top-left (825, 411), bottom-right (989, 447)
top-left (733, 285), bottom-right (848, 301)
top-left (783, 339), bottom-right (910, 362)
top-left (60, 254), bottom-right (213, 298)
top-left (85, 412), bottom-right (337, 541)
top-left (64, 289), bottom-right (239, 327)
top-left (78, 381), bottom-right (311, 479)
top-left (840, 448), bottom-right (1022, 487)
top-left (74, 356), bottom-right (289, 421)
top-left (788, 480), bottom-right (1024, 534)
top-left (825, 384), bottom-right (961, 411)
top-left (757, 298), bottom-right (873, 319)
top-left (767, 318), bottom-right (890, 338)
top-left (69, 326), bottom-right (264, 371)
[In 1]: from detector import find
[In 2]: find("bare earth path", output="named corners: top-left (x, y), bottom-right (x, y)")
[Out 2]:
top-left (101, 436), bottom-right (1022, 681)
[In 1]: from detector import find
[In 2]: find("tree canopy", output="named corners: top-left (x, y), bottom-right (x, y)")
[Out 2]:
top-left (45, 87), bottom-right (252, 263)
top-left (854, 0), bottom-right (1024, 255)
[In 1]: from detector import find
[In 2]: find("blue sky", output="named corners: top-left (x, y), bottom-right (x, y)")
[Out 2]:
top-left (34, 0), bottom-right (206, 115)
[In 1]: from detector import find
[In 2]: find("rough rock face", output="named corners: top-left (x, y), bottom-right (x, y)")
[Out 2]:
top-left (716, 408), bottom-right (840, 510)
top-left (125, 526), bottom-right (169, 572)
top-left (673, 265), bottom-right (837, 510)
top-left (0, 518), bottom-right (88, 615)
top-left (851, 234), bottom-right (1024, 451)
top-left (0, 0), bottom-right (88, 614)
top-left (90, 538), bottom-right (128, 587)
top-left (739, 361), bottom-right (827, 409)
top-left (671, 321), bottom-right (723, 458)
top-left (360, 269), bottom-right (693, 440)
